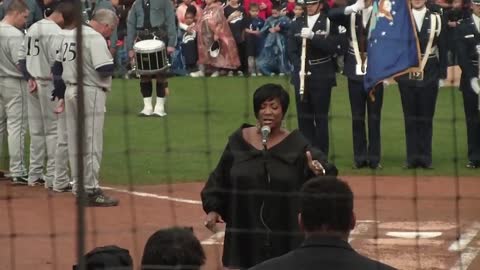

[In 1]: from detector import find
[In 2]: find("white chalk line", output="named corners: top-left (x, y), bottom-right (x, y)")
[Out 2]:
top-left (102, 186), bottom-right (202, 205)
top-left (449, 247), bottom-right (480, 270)
top-left (448, 222), bottom-right (480, 251)
top-left (201, 231), bottom-right (225, 245)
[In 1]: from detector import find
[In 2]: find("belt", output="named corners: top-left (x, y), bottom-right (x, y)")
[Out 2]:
top-left (34, 77), bottom-right (51, 81)
top-left (347, 48), bottom-right (367, 57)
top-left (309, 57), bottom-right (332, 65)
top-left (136, 27), bottom-right (162, 31)
top-left (420, 53), bottom-right (437, 59)
top-left (65, 82), bottom-right (107, 92)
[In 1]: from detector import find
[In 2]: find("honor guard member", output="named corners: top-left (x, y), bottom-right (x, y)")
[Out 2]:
top-left (0, 0), bottom-right (30, 184)
top-left (455, 0), bottom-right (480, 169)
top-left (395, 0), bottom-right (447, 169)
top-left (51, 8), bottom-right (119, 206)
top-left (17, 1), bottom-right (70, 189)
top-left (126, 0), bottom-right (177, 117)
top-left (328, 0), bottom-right (384, 169)
top-left (0, 0), bottom-right (42, 28)
top-left (287, 0), bottom-right (347, 156)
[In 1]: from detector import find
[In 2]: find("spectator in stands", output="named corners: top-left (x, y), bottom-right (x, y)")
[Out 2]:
top-left (225, 0), bottom-right (247, 75)
top-left (201, 84), bottom-right (337, 269)
top-left (73, 245), bottom-right (133, 270)
top-left (292, 3), bottom-right (304, 21)
top-left (244, 0), bottom-right (272, 20)
top-left (249, 177), bottom-right (397, 270)
top-left (182, 5), bottom-right (199, 74)
top-left (257, 4), bottom-right (291, 76)
top-left (141, 227), bottom-right (206, 270)
top-left (192, 0), bottom-right (240, 77)
top-left (177, 0), bottom-right (202, 28)
top-left (244, 3), bottom-right (265, 76)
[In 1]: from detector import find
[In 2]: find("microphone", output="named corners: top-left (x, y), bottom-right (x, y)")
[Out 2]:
top-left (261, 125), bottom-right (271, 146)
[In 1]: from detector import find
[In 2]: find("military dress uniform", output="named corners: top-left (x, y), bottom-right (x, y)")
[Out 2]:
top-left (456, 12), bottom-right (480, 168)
top-left (126, 0), bottom-right (177, 117)
top-left (328, 5), bottom-right (384, 169)
top-left (287, 0), bottom-right (347, 156)
top-left (395, 7), bottom-right (447, 169)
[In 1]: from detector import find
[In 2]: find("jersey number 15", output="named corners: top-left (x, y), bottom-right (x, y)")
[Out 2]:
top-left (26, 37), bottom-right (40, 56)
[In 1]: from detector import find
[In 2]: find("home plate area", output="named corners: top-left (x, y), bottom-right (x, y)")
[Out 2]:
top-left (202, 220), bottom-right (480, 270)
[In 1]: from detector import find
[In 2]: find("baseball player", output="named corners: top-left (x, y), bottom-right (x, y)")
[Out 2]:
top-left (52, 8), bottom-right (119, 206)
top-left (0, 0), bottom-right (29, 185)
top-left (0, 0), bottom-right (43, 28)
top-left (17, 1), bottom-right (72, 190)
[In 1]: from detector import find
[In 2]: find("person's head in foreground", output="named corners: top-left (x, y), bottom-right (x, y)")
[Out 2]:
top-left (141, 226), bottom-right (206, 270)
top-left (299, 177), bottom-right (355, 239)
top-left (253, 83), bottom-right (290, 132)
top-left (248, 177), bottom-right (397, 270)
top-left (73, 245), bottom-right (133, 270)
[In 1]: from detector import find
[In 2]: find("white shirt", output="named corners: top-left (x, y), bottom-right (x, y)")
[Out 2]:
top-left (362, 6), bottom-right (373, 28)
top-left (19, 19), bottom-right (63, 79)
top-left (56, 26), bottom-right (113, 89)
top-left (412, 7), bottom-right (427, 31)
top-left (307, 13), bottom-right (321, 31)
top-left (473, 14), bottom-right (480, 32)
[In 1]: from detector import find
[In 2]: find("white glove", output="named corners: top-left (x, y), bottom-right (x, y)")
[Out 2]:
top-left (300, 28), bottom-right (314, 39)
top-left (470, 77), bottom-right (480, 95)
top-left (439, 79), bottom-right (445, 88)
top-left (344, 0), bottom-right (365, 15)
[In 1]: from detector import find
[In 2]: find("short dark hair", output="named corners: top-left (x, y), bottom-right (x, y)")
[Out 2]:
top-left (56, 0), bottom-right (79, 27)
top-left (185, 4), bottom-right (197, 17)
top-left (249, 2), bottom-right (259, 10)
top-left (73, 245), bottom-right (133, 270)
top-left (300, 177), bottom-right (354, 232)
top-left (272, 3), bottom-right (281, 11)
top-left (6, 0), bottom-right (28, 14)
top-left (141, 227), bottom-right (206, 270)
top-left (253, 84), bottom-right (290, 119)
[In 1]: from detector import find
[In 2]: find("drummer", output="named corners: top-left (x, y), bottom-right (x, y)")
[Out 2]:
top-left (127, 0), bottom-right (177, 117)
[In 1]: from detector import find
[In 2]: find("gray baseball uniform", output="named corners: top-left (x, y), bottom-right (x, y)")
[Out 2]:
top-left (57, 26), bottom-right (113, 193)
top-left (19, 18), bottom-right (66, 187)
top-left (0, 22), bottom-right (28, 177)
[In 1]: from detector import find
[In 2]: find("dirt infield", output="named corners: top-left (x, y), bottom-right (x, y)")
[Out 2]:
top-left (1, 175), bottom-right (479, 270)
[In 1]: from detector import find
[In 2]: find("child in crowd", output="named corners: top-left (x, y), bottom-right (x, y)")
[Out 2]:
top-left (224, 0), bottom-right (247, 75)
top-left (181, 6), bottom-right (200, 74)
top-left (292, 3), bottom-right (303, 21)
top-left (244, 3), bottom-right (265, 76)
top-left (257, 4), bottom-right (291, 76)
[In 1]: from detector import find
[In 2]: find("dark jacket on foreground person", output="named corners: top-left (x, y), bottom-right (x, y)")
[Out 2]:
top-left (201, 124), bottom-right (337, 269)
top-left (249, 235), bottom-right (396, 270)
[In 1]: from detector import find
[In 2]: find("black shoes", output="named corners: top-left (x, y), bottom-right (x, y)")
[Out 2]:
top-left (85, 189), bottom-right (119, 207)
top-left (29, 178), bottom-right (45, 187)
top-left (53, 183), bottom-right (73, 193)
top-left (11, 176), bottom-right (28, 185)
top-left (466, 161), bottom-right (480, 169)
top-left (353, 161), bottom-right (382, 170)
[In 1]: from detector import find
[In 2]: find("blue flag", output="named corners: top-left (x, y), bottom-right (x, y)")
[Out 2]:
top-left (364, 0), bottom-right (420, 91)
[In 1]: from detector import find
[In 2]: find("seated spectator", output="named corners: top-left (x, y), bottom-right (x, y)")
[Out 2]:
top-left (141, 227), bottom-right (206, 270)
top-left (73, 245), bottom-right (133, 270)
top-left (257, 4), bottom-right (291, 76)
top-left (249, 177), bottom-right (397, 270)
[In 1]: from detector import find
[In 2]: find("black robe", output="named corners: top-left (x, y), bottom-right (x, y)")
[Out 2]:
top-left (201, 124), bottom-right (338, 268)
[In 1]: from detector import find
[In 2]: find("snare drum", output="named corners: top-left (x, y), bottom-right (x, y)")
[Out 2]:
top-left (133, 39), bottom-right (170, 75)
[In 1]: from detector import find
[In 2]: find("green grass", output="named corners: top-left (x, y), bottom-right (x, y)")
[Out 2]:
top-left (96, 75), bottom-right (477, 185)
top-left (1, 76), bottom-right (472, 184)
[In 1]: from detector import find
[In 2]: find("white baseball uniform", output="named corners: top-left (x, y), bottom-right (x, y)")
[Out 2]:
top-left (0, 22), bottom-right (28, 178)
top-left (19, 18), bottom-right (67, 187)
top-left (57, 25), bottom-right (113, 193)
